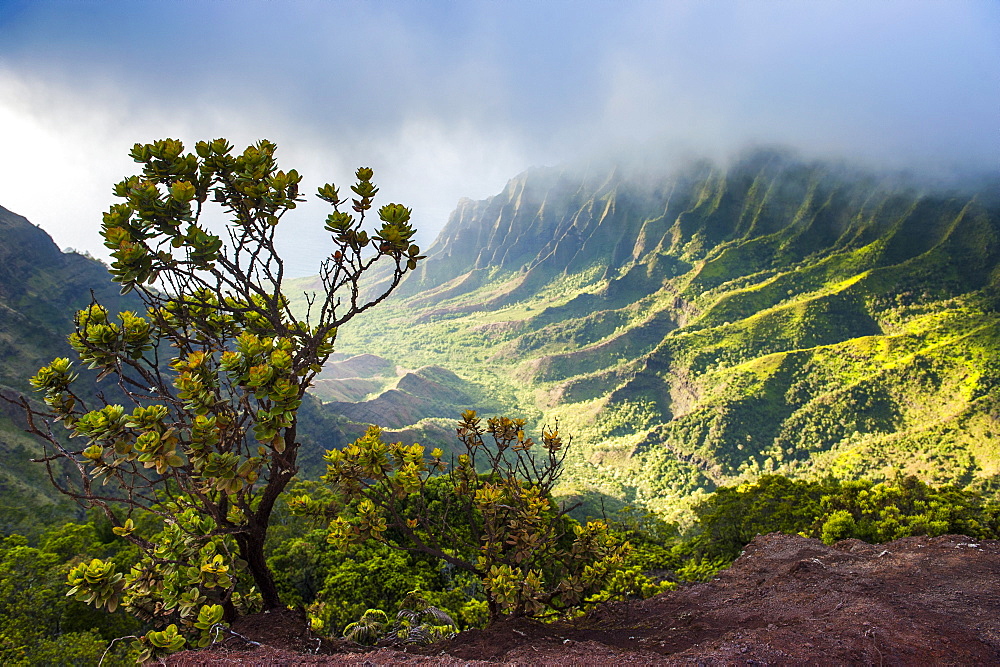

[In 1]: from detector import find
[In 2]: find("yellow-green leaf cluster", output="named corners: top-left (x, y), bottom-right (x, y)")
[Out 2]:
top-left (304, 412), bottom-right (628, 623)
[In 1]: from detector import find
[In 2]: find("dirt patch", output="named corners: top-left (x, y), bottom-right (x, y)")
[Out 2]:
top-left (167, 533), bottom-right (1000, 665)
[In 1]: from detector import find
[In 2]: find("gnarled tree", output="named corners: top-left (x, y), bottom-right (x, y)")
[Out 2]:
top-left (21, 138), bottom-right (421, 653)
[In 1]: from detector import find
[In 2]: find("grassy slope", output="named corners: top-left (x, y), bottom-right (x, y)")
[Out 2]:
top-left (288, 152), bottom-right (1000, 517)
top-left (0, 205), bottom-right (141, 525)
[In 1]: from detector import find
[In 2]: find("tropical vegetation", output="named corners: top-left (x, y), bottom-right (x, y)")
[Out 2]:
top-left (0, 147), bottom-right (997, 661)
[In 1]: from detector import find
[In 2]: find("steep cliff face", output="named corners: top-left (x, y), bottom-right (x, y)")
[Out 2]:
top-left (326, 150), bottom-right (1000, 512)
top-left (0, 205), bottom-right (136, 393)
top-left (397, 160), bottom-right (708, 303)
top-left (406, 151), bottom-right (998, 307)
top-left (0, 206), bottom-right (141, 531)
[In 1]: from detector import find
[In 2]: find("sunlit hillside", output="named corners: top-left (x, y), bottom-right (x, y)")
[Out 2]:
top-left (289, 150), bottom-right (1000, 517)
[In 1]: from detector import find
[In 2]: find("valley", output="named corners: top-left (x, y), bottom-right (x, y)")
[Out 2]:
top-left (2, 148), bottom-right (997, 524)
top-left (1, 148), bottom-right (998, 662)
top-left (288, 149), bottom-right (1000, 518)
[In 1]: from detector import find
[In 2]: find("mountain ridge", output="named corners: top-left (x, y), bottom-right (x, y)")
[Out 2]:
top-left (319, 149), bottom-right (1000, 515)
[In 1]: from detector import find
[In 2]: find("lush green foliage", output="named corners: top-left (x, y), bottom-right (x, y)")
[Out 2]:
top-left (2, 472), bottom-right (995, 659)
top-left (0, 522), bottom-right (141, 665)
top-left (267, 524), bottom-right (488, 636)
top-left (815, 474), bottom-right (1000, 544)
top-left (21, 138), bottom-right (421, 658)
top-left (295, 411), bottom-right (630, 622)
top-left (341, 591), bottom-right (457, 646)
top-left (673, 474), bottom-right (1000, 579)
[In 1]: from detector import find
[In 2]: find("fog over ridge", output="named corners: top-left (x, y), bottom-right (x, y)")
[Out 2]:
top-left (0, 0), bottom-right (995, 276)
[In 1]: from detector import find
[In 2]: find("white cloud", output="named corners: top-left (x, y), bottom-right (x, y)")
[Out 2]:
top-left (1, 0), bottom-right (996, 277)
top-left (0, 72), bottom-right (134, 252)
top-left (0, 67), bottom-right (530, 277)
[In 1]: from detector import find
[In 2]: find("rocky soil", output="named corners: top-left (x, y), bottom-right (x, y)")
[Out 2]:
top-left (166, 532), bottom-right (1000, 665)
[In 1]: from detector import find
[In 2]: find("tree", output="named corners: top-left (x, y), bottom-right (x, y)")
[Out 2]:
top-left (21, 138), bottom-right (422, 652)
top-left (815, 475), bottom-right (1000, 544)
top-left (294, 411), bottom-right (629, 623)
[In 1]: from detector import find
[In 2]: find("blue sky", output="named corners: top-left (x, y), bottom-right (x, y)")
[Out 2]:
top-left (1, 0), bottom-right (997, 276)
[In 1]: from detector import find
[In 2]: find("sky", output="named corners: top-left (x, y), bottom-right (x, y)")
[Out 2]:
top-left (0, 0), bottom-right (997, 277)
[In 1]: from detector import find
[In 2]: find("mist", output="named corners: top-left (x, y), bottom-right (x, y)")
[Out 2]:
top-left (0, 0), bottom-right (996, 276)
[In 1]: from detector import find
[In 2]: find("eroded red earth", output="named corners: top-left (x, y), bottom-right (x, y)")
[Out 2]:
top-left (167, 533), bottom-right (1000, 665)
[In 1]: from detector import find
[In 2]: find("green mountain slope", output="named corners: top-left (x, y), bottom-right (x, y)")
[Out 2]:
top-left (0, 206), bottom-right (136, 393)
top-left (0, 206), bottom-right (349, 527)
top-left (0, 205), bottom-right (144, 529)
top-left (313, 150), bottom-right (1000, 514)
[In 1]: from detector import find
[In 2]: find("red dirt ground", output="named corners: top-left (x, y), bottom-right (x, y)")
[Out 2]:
top-left (166, 532), bottom-right (1000, 665)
